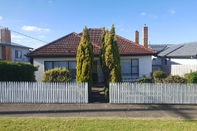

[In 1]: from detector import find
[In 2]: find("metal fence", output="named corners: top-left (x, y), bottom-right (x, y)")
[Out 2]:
top-left (0, 82), bottom-right (88, 103)
top-left (109, 83), bottom-right (197, 104)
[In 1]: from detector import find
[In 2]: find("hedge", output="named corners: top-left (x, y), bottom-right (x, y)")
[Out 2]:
top-left (0, 60), bottom-right (38, 81)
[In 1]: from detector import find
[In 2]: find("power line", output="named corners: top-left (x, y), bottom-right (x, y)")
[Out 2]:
top-left (0, 26), bottom-right (48, 43)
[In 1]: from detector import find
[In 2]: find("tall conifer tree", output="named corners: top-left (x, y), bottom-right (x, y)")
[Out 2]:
top-left (76, 26), bottom-right (94, 101)
top-left (110, 24), bottom-right (122, 82)
top-left (100, 28), bottom-right (107, 87)
top-left (101, 25), bottom-right (122, 97)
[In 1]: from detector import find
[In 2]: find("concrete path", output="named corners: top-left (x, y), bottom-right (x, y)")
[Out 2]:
top-left (0, 104), bottom-right (197, 119)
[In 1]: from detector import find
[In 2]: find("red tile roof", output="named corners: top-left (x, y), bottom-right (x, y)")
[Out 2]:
top-left (26, 28), bottom-right (156, 57)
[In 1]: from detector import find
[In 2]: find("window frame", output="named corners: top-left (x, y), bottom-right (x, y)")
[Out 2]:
top-left (15, 50), bottom-right (22, 59)
top-left (121, 59), bottom-right (139, 77)
top-left (44, 61), bottom-right (76, 79)
top-left (131, 59), bottom-right (139, 76)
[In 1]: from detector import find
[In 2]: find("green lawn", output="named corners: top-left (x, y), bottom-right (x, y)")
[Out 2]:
top-left (0, 118), bottom-right (197, 131)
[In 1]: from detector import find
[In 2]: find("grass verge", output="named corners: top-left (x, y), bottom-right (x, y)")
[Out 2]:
top-left (0, 118), bottom-right (197, 131)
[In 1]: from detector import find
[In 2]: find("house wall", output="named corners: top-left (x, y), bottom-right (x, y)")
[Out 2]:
top-left (168, 58), bottom-right (197, 65)
top-left (152, 56), bottom-right (162, 65)
top-left (11, 47), bottom-right (30, 62)
top-left (34, 57), bottom-right (76, 82)
top-left (121, 55), bottom-right (152, 77)
top-left (34, 55), bottom-right (152, 82)
top-left (0, 45), bottom-right (2, 60)
top-left (34, 57), bottom-right (104, 82)
top-left (96, 58), bottom-right (103, 82)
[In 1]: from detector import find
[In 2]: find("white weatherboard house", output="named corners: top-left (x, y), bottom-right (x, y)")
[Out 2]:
top-left (26, 25), bottom-right (156, 82)
top-left (0, 28), bottom-right (33, 62)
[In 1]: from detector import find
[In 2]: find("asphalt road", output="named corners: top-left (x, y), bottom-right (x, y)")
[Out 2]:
top-left (0, 103), bottom-right (197, 119)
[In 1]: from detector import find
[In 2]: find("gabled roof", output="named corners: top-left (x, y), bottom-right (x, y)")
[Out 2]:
top-left (26, 28), bottom-right (156, 58)
top-left (149, 44), bottom-right (172, 53)
top-left (157, 42), bottom-right (197, 58)
top-left (0, 39), bottom-right (33, 49)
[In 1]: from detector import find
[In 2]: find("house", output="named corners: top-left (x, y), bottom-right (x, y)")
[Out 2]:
top-left (0, 28), bottom-right (33, 62)
top-left (150, 42), bottom-right (197, 66)
top-left (26, 25), bottom-right (156, 82)
top-left (149, 42), bottom-right (197, 76)
top-left (149, 44), bottom-right (172, 70)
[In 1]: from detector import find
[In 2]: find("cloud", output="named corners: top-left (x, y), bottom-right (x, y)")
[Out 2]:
top-left (15, 39), bottom-right (22, 42)
top-left (141, 12), bottom-right (146, 16)
top-left (149, 14), bottom-right (158, 19)
top-left (48, 0), bottom-right (52, 4)
top-left (169, 10), bottom-right (175, 14)
top-left (11, 34), bottom-right (24, 39)
top-left (153, 15), bottom-right (158, 19)
top-left (120, 28), bottom-right (129, 32)
top-left (21, 26), bottom-right (50, 33)
top-left (38, 35), bottom-right (46, 38)
top-left (0, 16), bottom-right (2, 20)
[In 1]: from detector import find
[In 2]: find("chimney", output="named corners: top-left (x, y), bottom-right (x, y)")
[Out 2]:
top-left (134, 30), bottom-right (139, 44)
top-left (142, 24), bottom-right (148, 48)
top-left (1, 28), bottom-right (12, 61)
top-left (1, 28), bottom-right (11, 43)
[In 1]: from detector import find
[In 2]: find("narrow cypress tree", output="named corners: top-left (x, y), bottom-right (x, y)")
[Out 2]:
top-left (100, 28), bottom-right (107, 87)
top-left (104, 24), bottom-right (122, 86)
top-left (76, 26), bottom-right (94, 101)
top-left (110, 24), bottom-right (122, 82)
top-left (100, 27), bottom-right (106, 72)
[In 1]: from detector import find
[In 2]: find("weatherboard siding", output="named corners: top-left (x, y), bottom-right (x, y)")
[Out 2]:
top-left (34, 57), bottom-right (76, 82)
top-left (169, 58), bottom-right (197, 65)
top-left (11, 46), bottom-right (30, 62)
top-left (34, 55), bottom-right (152, 82)
top-left (121, 55), bottom-right (152, 78)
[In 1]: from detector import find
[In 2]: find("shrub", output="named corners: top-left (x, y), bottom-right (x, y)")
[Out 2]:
top-left (0, 61), bottom-right (38, 82)
top-left (163, 75), bottom-right (187, 84)
top-left (136, 77), bottom-right (152, 83)
top-left (184, 73), bottom-right (190, 83)
top-left (152, 70), bottom-right (166, 83)
top-left (188, 71), bottom-right (197, 84)
top-left (104, 86), bottom-right (109, 99)
top-left (42, 67), bottom-right (71, 82)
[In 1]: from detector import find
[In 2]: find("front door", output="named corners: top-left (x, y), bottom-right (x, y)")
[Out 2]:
top-left (92, 61), bottom-right (98, 82)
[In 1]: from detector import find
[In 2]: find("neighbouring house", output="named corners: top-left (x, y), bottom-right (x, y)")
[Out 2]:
top-left (0, 28), bottom-right (33, 62)
top-left (149, 44), bottom-right (172, 70)
top-left (149, 42), bottom-right (197, 76)
top-left (26, 25), bottom-right (156, 82)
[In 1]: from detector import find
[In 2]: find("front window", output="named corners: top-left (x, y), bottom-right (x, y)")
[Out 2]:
top-left (15, 50), bottom-right (22, 58)
top-left (44, 61), bottom-right (76, 79)
top-left (121, 59), bottom-right (139, 81)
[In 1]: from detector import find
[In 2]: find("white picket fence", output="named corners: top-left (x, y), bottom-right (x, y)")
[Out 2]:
top-left (0, 82), bottom-right (88, 103)
top-left (109, 83), bottom-right (197, 104)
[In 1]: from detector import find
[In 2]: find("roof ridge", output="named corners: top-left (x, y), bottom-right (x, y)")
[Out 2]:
top-left (88, 28), bottom-right (103, 30)
top-left (116, 35), bottom-right (156, 53)
top-left (76, 30), bottom-right (100, 49)
top-left (116, 34), bottom-right (134, 43)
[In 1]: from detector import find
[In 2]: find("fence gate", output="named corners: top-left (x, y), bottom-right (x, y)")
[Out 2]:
top-left (109, 83), bottom-right (197, 104)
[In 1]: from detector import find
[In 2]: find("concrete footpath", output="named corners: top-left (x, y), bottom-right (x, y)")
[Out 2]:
top-left (0, 104), bottom-right (197, 119)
